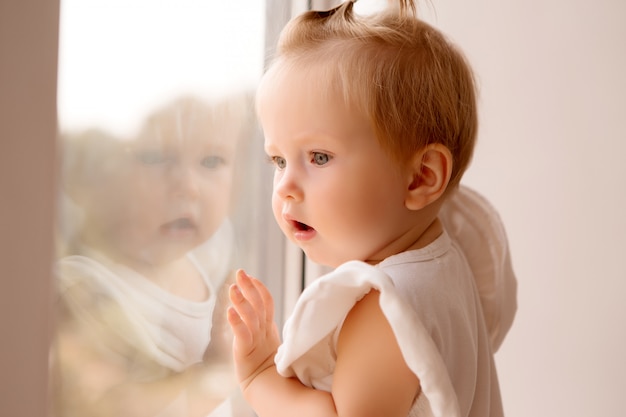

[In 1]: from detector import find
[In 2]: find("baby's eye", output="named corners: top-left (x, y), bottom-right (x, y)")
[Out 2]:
top-left (270, 156), bottom-right (286, 169)
top-left (311, 152), bottom-right (331, 166)
top-left (135, 150), bottom-right (168, 165)
top-left (201, 155), bottom-right (226, 169)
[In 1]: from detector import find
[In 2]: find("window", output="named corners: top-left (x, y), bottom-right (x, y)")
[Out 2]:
top-left (49, 1), bottom-right (301, 416)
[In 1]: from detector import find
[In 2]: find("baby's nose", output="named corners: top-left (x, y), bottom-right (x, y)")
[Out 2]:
top-left (171, 165), bottom-right (201, 198)
top-left (274, 168), bottom-right (304, 202)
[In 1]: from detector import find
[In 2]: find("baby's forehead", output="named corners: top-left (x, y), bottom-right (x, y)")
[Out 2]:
top-left (135, 112), bottom-right (245, 147)
top-left (257, 59), bottom-right (347, 109)
top-left (261, 57), bottom-right (333, 87)
top-left (130, 129), bottom-right (239, 153)
top-left (131, 94), bottom-right (252, 145)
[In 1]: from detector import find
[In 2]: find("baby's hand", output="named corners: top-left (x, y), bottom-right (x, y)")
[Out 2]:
top-left (227, 270), bottom-right (281, 390)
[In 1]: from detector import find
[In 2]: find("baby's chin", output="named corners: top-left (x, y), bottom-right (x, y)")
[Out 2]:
top-left (304, 245), bottom-right (381, 269)
top-left (300, 249), bottom-right (347, 270)
top-left (128, 241), bottom-right (203, 267)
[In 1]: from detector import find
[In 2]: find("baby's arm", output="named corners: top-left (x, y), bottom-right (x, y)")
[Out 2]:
top-left (333, 290), bottom-right (421, 416)
top-left (228, 270), bottom-right (420, 417)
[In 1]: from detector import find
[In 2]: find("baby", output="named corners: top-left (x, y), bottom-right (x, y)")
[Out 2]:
top-left (227, 1), bottom-right (516, 417)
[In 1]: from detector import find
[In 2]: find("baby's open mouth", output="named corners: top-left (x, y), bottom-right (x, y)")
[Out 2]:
top-left (294, 221), bottom-right (313, 232)
top-left (162, 217), bottom-right (196, 230)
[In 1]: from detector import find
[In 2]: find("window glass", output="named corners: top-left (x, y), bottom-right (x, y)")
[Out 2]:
top-left (52, 1), bottom-right (268, 416)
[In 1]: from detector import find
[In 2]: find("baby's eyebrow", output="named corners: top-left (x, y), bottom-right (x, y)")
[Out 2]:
top-left (263, 141), bottom-right (280, 155)
top-left (204, 142), bottom-right (233, 152)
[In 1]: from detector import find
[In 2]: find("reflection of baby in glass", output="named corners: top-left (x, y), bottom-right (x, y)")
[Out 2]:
top-left (53, 93), bottom-right (254, 417)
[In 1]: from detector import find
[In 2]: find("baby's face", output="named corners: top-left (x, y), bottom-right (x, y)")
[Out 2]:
top-left (80, 101), bottom-right (241, 268)
top-left (258, 64), bottom-right (415, 267)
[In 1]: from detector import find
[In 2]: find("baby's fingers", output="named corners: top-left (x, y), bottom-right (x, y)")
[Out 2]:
top-left (227, 287), bottom-right (253, 348)
top-left (249, 276), bottom-right (275, 327)
top-left (235, 270), bottom-right (269, 323)
top-left (228, 270), bottom-right (266, 333)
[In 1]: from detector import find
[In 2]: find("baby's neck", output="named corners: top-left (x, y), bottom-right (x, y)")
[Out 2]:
top-left (364, 202), bottom-right (446, 266)
top-left (77, 241), bottom-right (211, 302)
top-left (134, 256), bottom-right (210, 302)
top-left (402, 216), bottom-right (444, 252)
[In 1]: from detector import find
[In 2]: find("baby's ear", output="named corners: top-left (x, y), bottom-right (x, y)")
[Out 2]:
top-left (404, 144), bottom-right (453, 210)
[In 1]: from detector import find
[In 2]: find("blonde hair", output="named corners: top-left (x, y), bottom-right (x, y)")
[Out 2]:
top-left (270, 0), bottom-right (477, 187)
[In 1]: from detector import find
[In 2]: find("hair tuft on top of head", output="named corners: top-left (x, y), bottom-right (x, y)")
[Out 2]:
top-left (389, 0), bottom-right (418, 17)
top-left (310, 0), bottom-right (353, 19)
